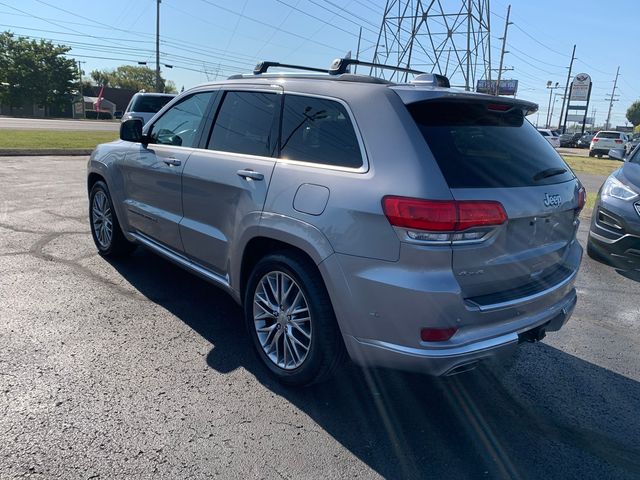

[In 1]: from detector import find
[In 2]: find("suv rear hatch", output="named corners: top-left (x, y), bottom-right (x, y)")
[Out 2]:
top-left (404, 97), bottom-right (583, 302)
top-left (593, 131), bottom-right (625, 150)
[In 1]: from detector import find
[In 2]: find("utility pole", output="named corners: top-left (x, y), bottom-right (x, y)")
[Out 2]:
top-left (557, 44), bottom-right (576, 133)
top-left (354, 27), bottom-right (362, 74)
top-left (495, 5), bottom-right (511, 96)
top-left (156, 0), bottom-right (161, 92)
top-left (605, 66), bottom-right (620, 130)
top-left (77, 61), bottom-right (85, 119)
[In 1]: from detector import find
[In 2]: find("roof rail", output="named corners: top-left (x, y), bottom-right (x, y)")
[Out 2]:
top-left (253, 61), bottom-right (326, 75)
top-left (328, 58), bottom-right (424, 76)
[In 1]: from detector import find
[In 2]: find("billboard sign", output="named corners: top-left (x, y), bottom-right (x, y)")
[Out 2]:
top-left (476, 79), bottom-right (519, 96)
top-left (570, 73), bottom-right (591, 101)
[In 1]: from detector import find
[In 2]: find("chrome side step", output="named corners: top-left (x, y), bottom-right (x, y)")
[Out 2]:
top-left (129, 232), bottom-right (238, 300)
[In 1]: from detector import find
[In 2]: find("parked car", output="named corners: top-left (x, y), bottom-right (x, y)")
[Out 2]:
top-left (87, 58), bottom-right (584, 386)
top-left (576, 133), bottom-right (594, 149)
top-left (559, 132), bottom-right (582, 148)
top-left (589, 131), bottom-right (630, 158)
top-left (629, 133), bottom-right (640, 152)
top-left (113, 110), bottom-right (123, 120)
top-left (537, 128), bottom-right (560, 147)
top-left (587, 146), bottom-right (640, 268)
top-left (122, 92), bottom-right (176, 125)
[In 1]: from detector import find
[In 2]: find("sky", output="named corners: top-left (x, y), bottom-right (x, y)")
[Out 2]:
top-left (0, 0), bottom-right (638, 128)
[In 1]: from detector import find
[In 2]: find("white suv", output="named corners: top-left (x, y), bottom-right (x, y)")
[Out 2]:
top-left (589, 130), bottom-right (629, 158)
top-left (537, 128), bottom-right (560, 148)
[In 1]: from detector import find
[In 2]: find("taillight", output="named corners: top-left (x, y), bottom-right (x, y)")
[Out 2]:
top-left (576, 186), bottom-right (586, 214)
top-left (382, 196), bottom-right (507, 232)
top-left (615, 139), bottom-right (623, 144)
top-left (592, 138), bottom-right (599, 142)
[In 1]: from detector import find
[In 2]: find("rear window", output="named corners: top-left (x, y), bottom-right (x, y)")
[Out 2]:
top-left (408, 101), bottom-right (574, 188)
top-left (596, 132), bottom-right (622, 139)
top-left (130, 95), bottom-right (174, 113)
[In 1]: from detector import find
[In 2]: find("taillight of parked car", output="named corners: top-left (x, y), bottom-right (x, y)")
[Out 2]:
top-left (615, 139), bottom-right (623, 144)
top-left (575, 186), bottom-right (586, 217)
top-left (382, 196), bottom-right (507, 243)
top-left (592, 138), bottom-right (599, 142)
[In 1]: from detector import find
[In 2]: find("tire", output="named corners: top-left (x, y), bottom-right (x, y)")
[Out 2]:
top-left (588, 150), bottom-right (595, 157)
top-left (89, 181), bottom-right (136, 257)
top-left (244, 251), bottom-right (347, 386)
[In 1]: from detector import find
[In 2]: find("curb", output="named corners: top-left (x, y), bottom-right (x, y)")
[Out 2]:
top-left (0, 149), bottom-right (92, 156)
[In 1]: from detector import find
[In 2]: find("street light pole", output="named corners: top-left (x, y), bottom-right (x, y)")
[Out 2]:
top-left (546, 81), bottom-right (559, 128)
top-left (155, 0), bottom-right (161, 92)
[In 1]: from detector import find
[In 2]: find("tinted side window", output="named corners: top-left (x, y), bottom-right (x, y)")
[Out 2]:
top-left (208, 91), bottom-right (278, 157)
top-left (150, 92), bottom-right (213, 147)
top-left (281, 95), bottom-right (363, 168)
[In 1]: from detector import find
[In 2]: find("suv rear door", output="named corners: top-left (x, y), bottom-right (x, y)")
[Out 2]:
top-left (407, 99), bottom-right (582, 303)
top-left (179, 87), bottom-right (281, 276)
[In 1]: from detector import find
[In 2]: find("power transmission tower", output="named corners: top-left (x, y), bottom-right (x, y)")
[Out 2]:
top-left (371, 0), bottom-right (492, 89)
top-left (605, 66), bottom-right (620, 130)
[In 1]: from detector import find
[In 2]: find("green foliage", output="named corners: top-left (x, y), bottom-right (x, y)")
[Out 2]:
top-left (626, 101), bottom-right (640, 127)
top-left (0, 31), bottom-right (78, 113)
top-left (90, 65), bottom-right (177, 93)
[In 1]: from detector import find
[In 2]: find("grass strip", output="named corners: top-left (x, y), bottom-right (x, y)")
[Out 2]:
top-left (0, 130), bottom-right (118, 150)
top-left (561, 155), bottom-right (621, 176)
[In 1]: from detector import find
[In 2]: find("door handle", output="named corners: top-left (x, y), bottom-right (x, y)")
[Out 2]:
top-left (163, 157), bottom-right (182, 166)
top-left (237, 169), bottom-right (264, 181)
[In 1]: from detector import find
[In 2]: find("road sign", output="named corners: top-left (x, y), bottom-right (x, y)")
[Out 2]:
top-left (476, 79), bottom-right (518, 96)
top-left (570, 73), bottom-right (591, 101)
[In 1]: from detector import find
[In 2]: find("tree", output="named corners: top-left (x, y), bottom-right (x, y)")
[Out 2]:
top-left (0, 31), bottom-right (78, 115)
top-left (626, 101), bottom-right (640, 127)
top-left (90, 65), bottom-right (177, 93)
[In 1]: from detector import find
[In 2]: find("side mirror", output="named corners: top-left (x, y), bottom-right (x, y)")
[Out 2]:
top-left (120, 118), bottom-right (146, 144)
top-left (607, 148), bottom-right (625, 162)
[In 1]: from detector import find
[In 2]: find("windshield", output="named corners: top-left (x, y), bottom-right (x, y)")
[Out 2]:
top-left (408, 100), bottom-right (575, 188)
top-left (130, 95), bottom-right (174, 113)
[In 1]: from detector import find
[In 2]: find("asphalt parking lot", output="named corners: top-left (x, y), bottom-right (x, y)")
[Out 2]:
top-left (1, 156), bottom-right (639, 479)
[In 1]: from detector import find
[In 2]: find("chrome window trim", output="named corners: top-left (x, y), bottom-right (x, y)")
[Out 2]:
top-left (277, 91), bottom-right (370, 174)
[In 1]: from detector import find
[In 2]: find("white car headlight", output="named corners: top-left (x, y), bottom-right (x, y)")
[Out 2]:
top-left (602, 176), bottom-right (638, 200)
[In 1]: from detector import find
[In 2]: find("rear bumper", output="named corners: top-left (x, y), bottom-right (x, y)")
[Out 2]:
top-left (344, 291), bottom-right (576, 376)
top-left (319, 240), bottom-right (582, 377)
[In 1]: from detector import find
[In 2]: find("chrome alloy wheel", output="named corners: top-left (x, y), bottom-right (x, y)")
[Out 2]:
top-left (91, 190), bottom-right (113, 249)
top-left (253, 271), bottom-right (312, 370)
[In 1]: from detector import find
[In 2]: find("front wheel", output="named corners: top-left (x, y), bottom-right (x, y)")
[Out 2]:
top-left (89, 181), bottom-right (135, 257)
top-left (244, 252), bottom-right (346, 386)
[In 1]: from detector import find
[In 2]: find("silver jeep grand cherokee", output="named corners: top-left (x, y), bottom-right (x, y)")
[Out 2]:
top-left (87, 58), bottom-right (585, 386)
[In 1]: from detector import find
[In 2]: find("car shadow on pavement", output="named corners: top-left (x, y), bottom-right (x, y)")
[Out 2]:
top-left (108, 248), bottom-right (640, 480)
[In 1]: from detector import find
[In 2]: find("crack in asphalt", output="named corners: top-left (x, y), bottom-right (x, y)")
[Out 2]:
top-left (0, 219), bottom-right (140, 300)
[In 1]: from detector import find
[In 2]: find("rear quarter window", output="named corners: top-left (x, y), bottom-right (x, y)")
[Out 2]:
top-left (408, 101), bottom-right (574, 188)
top-left (280, 94), bottom-right (363, 169)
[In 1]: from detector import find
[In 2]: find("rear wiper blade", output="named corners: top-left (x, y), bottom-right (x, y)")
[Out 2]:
top-left (533, 167), bottom-right (567, 181)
